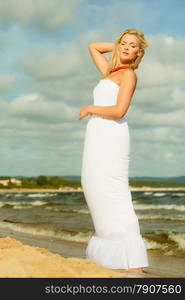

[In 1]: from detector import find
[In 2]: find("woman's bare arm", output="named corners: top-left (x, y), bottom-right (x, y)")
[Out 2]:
top-left (86, 70), bottom-right (137, 120)
top-left (115, 70), bottom-right (137, 118)
top-left (88, 42), bottom-right (114, 76)
top-left (87, 105), bottom-right (120, 120)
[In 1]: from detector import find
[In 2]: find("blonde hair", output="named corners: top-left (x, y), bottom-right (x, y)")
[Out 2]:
top-left (104, 28), bottom-right (149, 78)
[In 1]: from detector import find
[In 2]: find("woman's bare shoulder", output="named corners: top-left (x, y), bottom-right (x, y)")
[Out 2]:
top-left (120, 69), bottom-right (137, 81)
top-left (115, 69), bottom-right (137, 86)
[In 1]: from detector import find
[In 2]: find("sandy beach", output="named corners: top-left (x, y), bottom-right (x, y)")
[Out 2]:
top-left (0, 186), bottom-right (185, 193)
top-left (0, 227), bottom-right (184, 278)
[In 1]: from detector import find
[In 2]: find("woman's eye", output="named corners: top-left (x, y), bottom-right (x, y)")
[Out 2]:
top-left (121, 43), bottom-right (135, 48)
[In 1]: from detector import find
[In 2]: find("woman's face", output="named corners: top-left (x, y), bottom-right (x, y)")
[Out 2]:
top-left (119, 33), bottom-right (141, 64)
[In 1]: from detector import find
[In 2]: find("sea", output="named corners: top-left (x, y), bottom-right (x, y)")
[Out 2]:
top-left (0, 190), bottom-right (185, 258)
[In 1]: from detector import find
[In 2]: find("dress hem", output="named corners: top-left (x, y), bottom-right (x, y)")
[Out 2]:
top-left (85, 233), bottom-right (149, 269)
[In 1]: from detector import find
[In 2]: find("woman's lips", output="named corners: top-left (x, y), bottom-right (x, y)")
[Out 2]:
top-left (122, 52), bottom-right (129, 55)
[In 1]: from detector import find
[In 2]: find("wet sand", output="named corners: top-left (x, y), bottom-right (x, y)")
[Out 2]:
top-left (0, 227), bottom-right (184, 278)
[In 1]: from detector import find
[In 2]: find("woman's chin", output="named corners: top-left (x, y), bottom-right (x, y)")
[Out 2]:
top-left (120, 58), bottom-right (131, 64)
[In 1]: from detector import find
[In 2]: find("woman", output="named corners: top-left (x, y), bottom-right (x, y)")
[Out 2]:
top-left (79, 28), bottom-right (149, 274)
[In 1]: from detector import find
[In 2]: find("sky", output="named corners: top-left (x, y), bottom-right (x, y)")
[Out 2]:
top-left (0, 0), bottom-right (185, 178)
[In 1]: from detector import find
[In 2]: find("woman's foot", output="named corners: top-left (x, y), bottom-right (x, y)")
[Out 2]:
top-left (126, 268), bottom-right (150, 278)
top-left (111, 268), bottom-right (128, 273)
top-left (127, 267), bottom-right (143, 272)
top-left (111, 267), bottom-right (146, 274)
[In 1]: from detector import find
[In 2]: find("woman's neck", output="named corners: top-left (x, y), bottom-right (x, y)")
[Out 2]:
top-left (111, 65), bottom-right (131, 73)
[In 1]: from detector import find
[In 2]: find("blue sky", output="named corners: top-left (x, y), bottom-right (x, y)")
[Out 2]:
top-left (0, 0), bottom-right (185, 178)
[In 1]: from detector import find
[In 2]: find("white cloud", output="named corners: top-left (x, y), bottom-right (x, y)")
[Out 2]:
top-left (0, 74), bottom-right (16, 92)
top-left (128, 105), bottom-right (185, 129)
top-left (132, 85), bottom-right (185, 114)
top-left (137, 34), bottom-right (185, 86)
top-left (0, 0), bottom-right (82, 31)
top-left (17, 29), bottom-right (105, 80)
top-left (20, 51), bottom-right (82, 80)
top-left (9, 93), bottom-right (78, 122)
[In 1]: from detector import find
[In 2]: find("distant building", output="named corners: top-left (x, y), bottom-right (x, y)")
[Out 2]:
top-left (0, 178), bottom-right (22, 186)
top-left (10, 178), bottom-right (22, 186)
top-left (0, 179), bottom-right (9, 186)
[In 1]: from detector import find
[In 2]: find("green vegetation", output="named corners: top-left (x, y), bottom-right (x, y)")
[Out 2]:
top-left (21, 176), bottom-right (81, 189)
top-left (0, 176), bottom-right (185, 189)
top-left (0, 176), bottom-right (81, 189)
top-left (129, 179), bottom-right (185, 188)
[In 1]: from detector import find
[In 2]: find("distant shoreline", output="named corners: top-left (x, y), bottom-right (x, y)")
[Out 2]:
top-left (0, 186), bottom-right (185, 193)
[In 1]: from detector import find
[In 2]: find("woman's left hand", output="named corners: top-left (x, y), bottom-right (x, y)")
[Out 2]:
top-left (78, 106), bottom-right (91, 120)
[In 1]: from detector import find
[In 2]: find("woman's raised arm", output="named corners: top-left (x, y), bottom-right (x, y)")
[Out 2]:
top-left (88, 42), bottom-right (114, 76)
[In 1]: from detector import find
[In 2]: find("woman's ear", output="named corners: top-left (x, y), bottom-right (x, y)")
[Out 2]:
top-left (137, 48), bottom-right (143, 57)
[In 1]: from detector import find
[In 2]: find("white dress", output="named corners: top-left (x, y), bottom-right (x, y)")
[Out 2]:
top-left (81, 78), bottom-right (149, 269)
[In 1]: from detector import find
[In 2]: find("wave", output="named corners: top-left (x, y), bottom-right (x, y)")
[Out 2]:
top-left (13, 205), bottom-right (33, 210)
top-left (134, 203), bottom-right (185, 212)
top-left (144, 239), bottom-right (168, 251)
top-left (141, 192), bottom-right (185, 197)
top-left (30, 200), bottom-right (48, 206)
top-left (168, 232), bottom-right (185, 251)
top-left (45, 207), bottom-right (89, 214)
top-left (153, 192), bottom-right (166, 197)
top-left (27, 193), bottom-right (57, 198)
top-left (1, 199), bottom-right (185, 216)
top-left (0, 221), bottom-right (90, 243)
top-left (45, 207), bottom-right (185, 219)
top-left (0, 220), bottom-right (184, 257)
top-left (171, 193), bottom-right (185, 197)
top-left (0, 200), bottom-right (89, 214)
top-left (138, 214), bottom-right (185, 222)
top-left (0, 200), bottom-right (48, 209)
top-left (143, 192), bottom-right (153, 195)
top-left (143, 231), bottom-right (185, 257)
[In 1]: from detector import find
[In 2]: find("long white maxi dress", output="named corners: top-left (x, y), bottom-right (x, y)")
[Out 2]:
top-left (81, 78), bottom-right (149, 269)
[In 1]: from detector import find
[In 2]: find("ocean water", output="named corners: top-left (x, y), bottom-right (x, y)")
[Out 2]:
top-left (0, 190), bottom-right (185, 258)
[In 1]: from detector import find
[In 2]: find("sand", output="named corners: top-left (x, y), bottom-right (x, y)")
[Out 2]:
top-left (0, 235), bottom-right (126, 278)
top-left (0, 186), bottom-right (185, 193)
top-left (0, 237), bottom-right (123, 278)
top-left (0, 228), bottom-right (184, 278)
